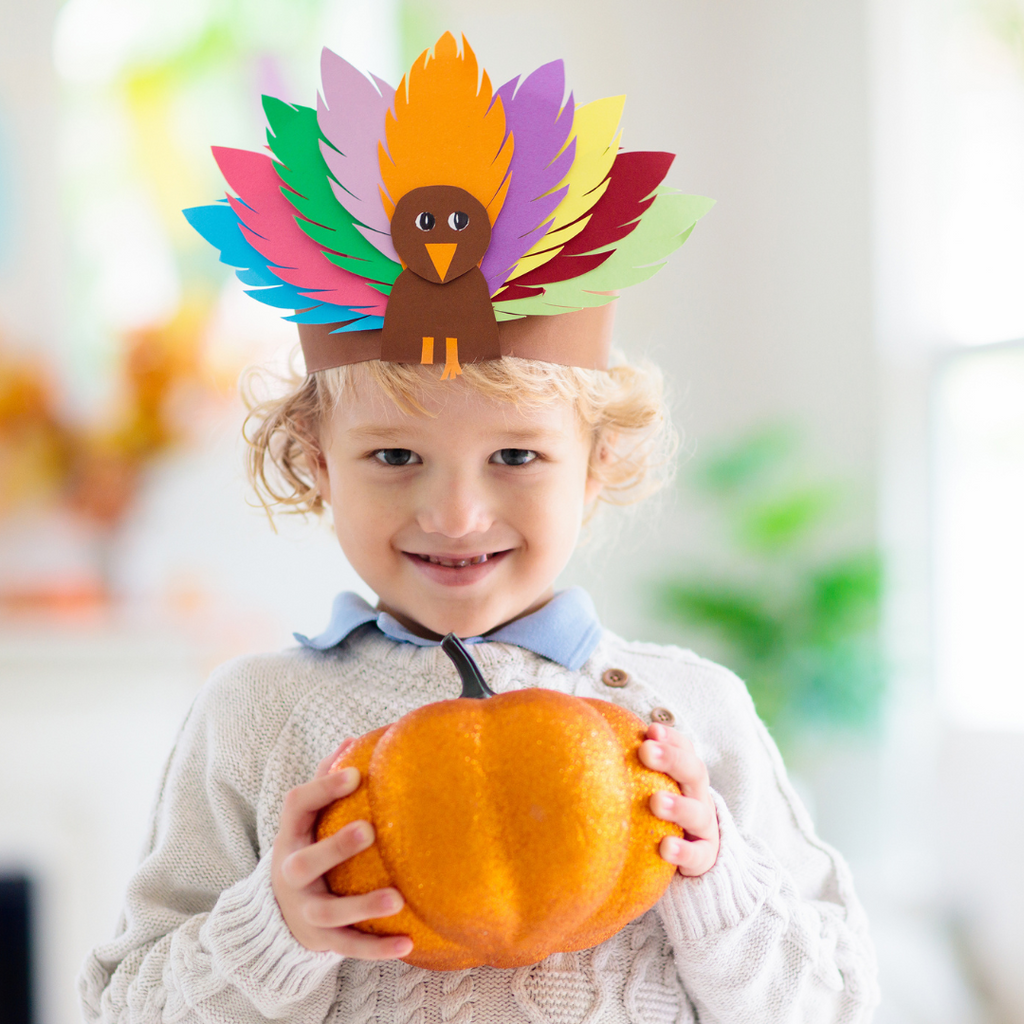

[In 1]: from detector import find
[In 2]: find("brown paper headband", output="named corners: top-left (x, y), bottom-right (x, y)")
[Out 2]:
top-left (297, 303), bottom-right (616, 375)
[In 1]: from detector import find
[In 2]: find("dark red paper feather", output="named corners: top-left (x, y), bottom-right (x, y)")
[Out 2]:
top-left (493, 151), bottom-right (675, 302)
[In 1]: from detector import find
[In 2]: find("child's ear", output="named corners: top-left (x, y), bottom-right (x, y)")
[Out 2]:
top-left (313, 441), bottom-right (333, 508)
top-left (301, 419), bottom-right (331, 508)
top-left (315, 453), bottom-right (331, 508)
top-left (585, 431), bottom-right (615, 504)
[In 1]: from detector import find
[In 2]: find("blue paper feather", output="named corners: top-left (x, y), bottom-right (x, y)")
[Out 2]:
top-left (182, 203), bottom-right (366, 325)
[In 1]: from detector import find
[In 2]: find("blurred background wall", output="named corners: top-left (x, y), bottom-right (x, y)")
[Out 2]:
top-left (0, 0), bottom-right (1021, 1021)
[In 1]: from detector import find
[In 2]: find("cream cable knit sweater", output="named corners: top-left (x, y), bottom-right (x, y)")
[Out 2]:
top-left (78, 628), bottom-right (879, 1024)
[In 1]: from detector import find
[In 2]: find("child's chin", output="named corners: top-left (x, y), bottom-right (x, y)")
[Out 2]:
top-left (415, 607), bottom-right (503, 640)
top-left (408, 594), bottom-right (519, 640)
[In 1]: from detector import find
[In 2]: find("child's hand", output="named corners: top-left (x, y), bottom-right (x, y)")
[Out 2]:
top-left (639, 723), bottom-right (721, 877)
top-left (271, 739), bottom-right (413, 959)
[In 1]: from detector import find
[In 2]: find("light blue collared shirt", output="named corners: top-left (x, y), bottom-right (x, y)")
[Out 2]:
top-left (294, 587), bottom-right (603, 671)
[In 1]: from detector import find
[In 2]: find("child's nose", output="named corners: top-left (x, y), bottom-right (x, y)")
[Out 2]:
top-left (416, 473), bottom-right (492, 538)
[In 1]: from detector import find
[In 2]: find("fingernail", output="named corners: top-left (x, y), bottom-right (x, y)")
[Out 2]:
top-left (654, 792), bottom-right (674, 816)
top-left (349, 820), bottom-right (373, 845)
top-left (381, 889), bottom-right (403, 914)
top-left (649, 744), bottom-right (664, 763)
top-left (665, 837), bottom-right (683, 859)
top-left (337, 767), bottom-right (359, 787)
top-left (394, 938), bottom-right (413, 956)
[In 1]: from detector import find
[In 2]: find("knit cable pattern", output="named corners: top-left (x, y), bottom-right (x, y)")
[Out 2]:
top-left (440, 968), bottom-right (474, 1023)
top-left (333, 958), bottom-right (379, 1024)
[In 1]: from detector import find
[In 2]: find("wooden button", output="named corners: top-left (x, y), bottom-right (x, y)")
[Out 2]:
top-left (650, 707), bottom-right (675, 725)
top-left (601, 668), bottom-right (629, 688)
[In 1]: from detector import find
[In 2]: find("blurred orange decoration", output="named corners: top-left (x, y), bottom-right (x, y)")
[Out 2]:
top-left (0, 299), bottom-right (227, 613)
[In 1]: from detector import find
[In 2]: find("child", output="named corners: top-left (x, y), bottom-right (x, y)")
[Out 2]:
top-left (79, 35), bottom-right (878, 1024)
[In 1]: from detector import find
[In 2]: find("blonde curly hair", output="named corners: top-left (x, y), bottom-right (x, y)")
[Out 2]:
top-left (243, 356), bottom-right (676, 519)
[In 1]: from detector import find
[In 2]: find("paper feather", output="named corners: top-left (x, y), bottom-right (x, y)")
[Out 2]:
top-left (504, 95), bottom-right (624, 283)
top-left (480, 62), bottom-right (576, 296)
top-left (183, 203), bottom-right (382, 328)
top-left (493, 193), bottom-right (716, 319)
top-left (263, 97), bottom-right (400, 291)
top-left (213, 147), bottom-right (387, 315)
top-left (379, 32), bottom-right (513, 222)
top-left (317, 48), bottom-right (399, 264)
top-left (494, 151), bottom-right (674, 301)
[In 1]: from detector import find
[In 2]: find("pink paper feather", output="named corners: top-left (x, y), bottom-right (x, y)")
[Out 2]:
top-left (317, 48), bottom-right (399, 263)
top-left (213, 146), bottom-right (387, 314)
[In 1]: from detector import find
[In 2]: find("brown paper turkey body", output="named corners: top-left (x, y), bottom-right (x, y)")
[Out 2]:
top-left (382, 186), bottom-right (500, 374)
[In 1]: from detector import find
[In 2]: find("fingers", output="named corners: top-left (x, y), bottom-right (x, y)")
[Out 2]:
top-left (272, 760), bottom-right (414, 960)
top-left (277, 768), bottom-right (361, 850)
top-left (325, 928), bottom-right (414, 960)
top-left (649, 790), bottom-right (716, 839)
top-left (659, 833), bottom-right (718, 877)
top-left (316, 738), bottom-right (355, 779)
top-left (303, 887), bottom-right (404, 929)
top-left (640, 724), bottom-right (720, 877)
top-left (651, 789), bottom-right (721, 877)
top-left (639, 726), bottom-right (709, 798)
top-left (280, 819), bottom-right (375, 889)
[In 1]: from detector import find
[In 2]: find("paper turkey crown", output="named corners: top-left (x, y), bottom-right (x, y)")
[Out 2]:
top-left (185, 32), bottom-right (714, 378)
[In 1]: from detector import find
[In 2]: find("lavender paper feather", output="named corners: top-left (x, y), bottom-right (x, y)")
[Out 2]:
top-left (481, 61), bottom-right (576, 295)
top-left (317, 49), bottom-right (399, 263)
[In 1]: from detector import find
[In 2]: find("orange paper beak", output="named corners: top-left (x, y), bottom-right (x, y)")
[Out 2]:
top-left (425, 243), bottom-right (457, 283)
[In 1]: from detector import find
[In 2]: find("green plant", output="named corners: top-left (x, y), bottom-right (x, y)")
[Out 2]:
top-left (657, 426), bottom-right (884, 748)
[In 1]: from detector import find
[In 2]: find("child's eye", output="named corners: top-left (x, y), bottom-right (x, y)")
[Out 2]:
top-left (490, 448), bottom-right (538, 466)
top-left (373, 449), bottom-right (421, 466)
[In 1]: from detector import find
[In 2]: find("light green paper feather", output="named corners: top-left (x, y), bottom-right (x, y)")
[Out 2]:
top-left (492, 192), bottom-right (715, 320)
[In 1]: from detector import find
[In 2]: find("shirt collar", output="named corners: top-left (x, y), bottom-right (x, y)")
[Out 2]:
top-left (294, 587), bottom-right (602, 671)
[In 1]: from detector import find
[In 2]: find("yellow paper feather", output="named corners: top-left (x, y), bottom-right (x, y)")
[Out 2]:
top-left (379, 33), bottom-right (513, 225)
top-left (503, 95), bottom-right (625, 283)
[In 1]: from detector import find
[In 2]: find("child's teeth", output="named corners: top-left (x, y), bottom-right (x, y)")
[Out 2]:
top-left (424, 554), bottom-right (490, 568)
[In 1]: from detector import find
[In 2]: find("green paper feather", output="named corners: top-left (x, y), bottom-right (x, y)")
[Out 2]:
top-left (492, 193), bottom-right (715, 320)
top-left (262, 96), bottom-right (400, 290)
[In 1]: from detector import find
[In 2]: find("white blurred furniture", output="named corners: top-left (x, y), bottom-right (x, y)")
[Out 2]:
top-left (0, 621), bottom-right (208, 1024)
top-left (940, 730), bottom-right (1024, 1020)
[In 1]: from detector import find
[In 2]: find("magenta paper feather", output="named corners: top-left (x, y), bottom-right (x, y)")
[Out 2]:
top-left (213, 146), bottom-right (388, 314)
top-left (317, 48), bottom-right (399, 264)
top-left (480, 61), bottom-right (576, 295)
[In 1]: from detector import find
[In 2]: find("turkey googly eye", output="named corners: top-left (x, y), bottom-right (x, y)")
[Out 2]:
top-left (415, 212), bottom-right (436, 231)
top-left (448, 211), bottom-right (469, 231)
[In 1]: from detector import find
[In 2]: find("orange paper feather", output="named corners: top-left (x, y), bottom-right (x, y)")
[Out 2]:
top-left (379, 33), bottom-right (514, 225)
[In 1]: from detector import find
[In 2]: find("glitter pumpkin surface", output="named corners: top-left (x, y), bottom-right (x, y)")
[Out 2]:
top-left (315, 688), bottom-right (683, 970)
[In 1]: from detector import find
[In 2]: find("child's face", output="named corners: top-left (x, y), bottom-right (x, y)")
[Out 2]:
top-left (317, 375), bottom-right (602, 638)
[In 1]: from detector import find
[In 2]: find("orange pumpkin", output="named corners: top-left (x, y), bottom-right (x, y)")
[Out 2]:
top-left (315, 636), bottom-right (683, 970)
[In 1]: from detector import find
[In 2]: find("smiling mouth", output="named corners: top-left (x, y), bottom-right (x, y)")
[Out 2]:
top-left (413, 552), bottom-right (504, 568)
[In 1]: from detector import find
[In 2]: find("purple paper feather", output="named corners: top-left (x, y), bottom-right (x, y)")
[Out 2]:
top-left (317, 48), bottom-right (399, 263)
top-left (481, 61), bottom-right (576, 295)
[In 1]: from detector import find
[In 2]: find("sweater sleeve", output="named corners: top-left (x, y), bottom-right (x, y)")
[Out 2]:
top-left (652, 663), bottom-right (880, 1023)
top-left (76, 661), bottom-right (344, 1024)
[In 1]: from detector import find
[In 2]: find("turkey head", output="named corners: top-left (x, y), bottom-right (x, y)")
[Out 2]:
top-left (381, 185), bottom-right (501, 377)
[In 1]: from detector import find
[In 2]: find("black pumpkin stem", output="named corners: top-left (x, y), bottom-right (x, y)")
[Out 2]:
top-left (441, 633), bottom-right (495, 699)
